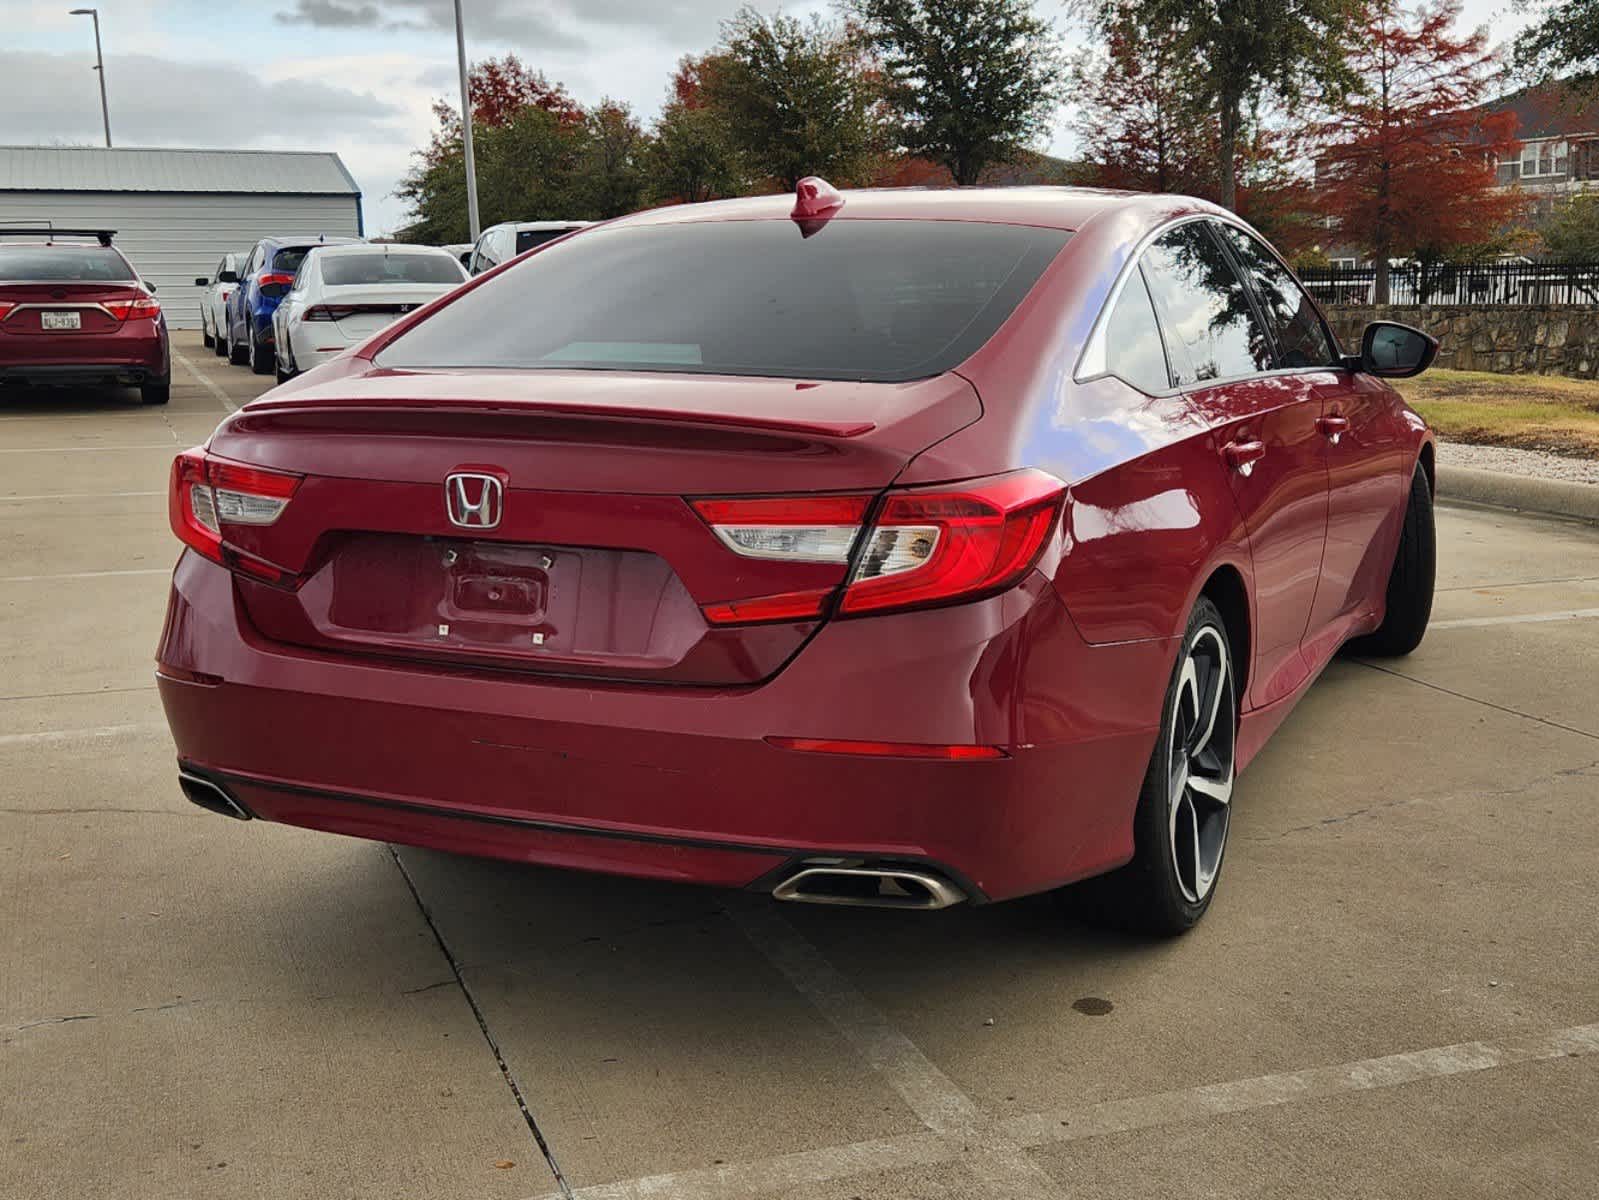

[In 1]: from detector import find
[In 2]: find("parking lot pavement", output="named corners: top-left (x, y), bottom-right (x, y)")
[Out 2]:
top-left (3, 331), bottom-right (1596, 1199)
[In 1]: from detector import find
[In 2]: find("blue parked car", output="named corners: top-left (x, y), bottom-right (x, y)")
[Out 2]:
top-left (224, 235), bottom-right (361, 374)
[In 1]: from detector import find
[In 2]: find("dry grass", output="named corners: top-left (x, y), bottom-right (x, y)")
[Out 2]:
top-left (1393, 369), bottom-right (1599, 457)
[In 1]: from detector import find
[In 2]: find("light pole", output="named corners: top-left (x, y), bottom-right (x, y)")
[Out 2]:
top-left (68, 8), bottom-right (112, 148)
top-left (452, 0), bottom-right (481, 242)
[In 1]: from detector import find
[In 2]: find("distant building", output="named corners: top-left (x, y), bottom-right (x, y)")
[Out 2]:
top-left (0, 146), bottom-right (362, 328)
top-left (1484, 84), bottom-right (1599, 214)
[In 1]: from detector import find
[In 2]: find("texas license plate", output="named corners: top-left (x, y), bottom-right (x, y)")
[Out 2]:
top-left (41, 311), bottom-right (81, 331)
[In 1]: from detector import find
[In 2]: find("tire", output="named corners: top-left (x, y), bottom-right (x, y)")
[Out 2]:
top-left (227, 328), bottom-right (248, 366)
top-left (214, 322), bottom-right (228, 358)
top-left (249, 330), bottom-right (272, 376)
top-left (1083, 596), bottom-right (1238, 935)
top-left (202, 322), bottom-right (214, 349)
top-left (140, 378), bottom-right (170, 406)
top-left (1347, 466), bottom-right (1435, 657)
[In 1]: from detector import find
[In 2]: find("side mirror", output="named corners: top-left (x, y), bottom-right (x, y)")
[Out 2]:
top-left (144, 280), bottom-right (158, 293)
top-left (218, 270), bottom-right (239, 284)
top-left (194, 276), bottom-right (210, 287)
top-left (1359, 321), bottom-right (1436, 378)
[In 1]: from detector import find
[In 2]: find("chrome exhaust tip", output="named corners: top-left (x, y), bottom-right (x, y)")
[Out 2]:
top-left (178, 771), bottom-right (251, 821)
top-left (772, 864), bottom-right (965, 910)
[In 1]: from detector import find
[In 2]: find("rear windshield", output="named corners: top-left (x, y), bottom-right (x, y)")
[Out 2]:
top-left (273, 247), bottom-right (317, 274)
top-left (515, 228), bottom-right (578, 254)
top-left (378, 220), bottom-right (1070, 382)
top-left (322, 253), bottom-right (465, 287)
top-left (0, 245), bottom-right (135, 282)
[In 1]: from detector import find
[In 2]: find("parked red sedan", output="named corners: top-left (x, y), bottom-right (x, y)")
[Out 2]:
top-left (158, 183), bottom-right (1437, 932)
top-left (0, 229), bottom-right (170, 404)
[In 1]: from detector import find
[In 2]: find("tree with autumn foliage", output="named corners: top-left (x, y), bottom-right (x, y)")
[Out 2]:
top-left (1069, 24), bottom-right (1323, 256)
top-left (1314, 0), bottom-right (1525, 302)
top-left (647, 54), bottom-right (753, 205)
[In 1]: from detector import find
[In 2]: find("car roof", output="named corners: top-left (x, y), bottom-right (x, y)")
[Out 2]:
top-left (607, 186), bottom-right (1222, 235)
top-left (258, 235), bottom-right (362, 249)
top-left (310, 243), bottom-right (455, 257)
top-left (490, 220), bottom-right (592, 233)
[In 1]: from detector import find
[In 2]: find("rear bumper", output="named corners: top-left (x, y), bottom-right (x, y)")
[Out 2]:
top-left (0, 322), bottom-right (167, 384)
top-left (157, 551), bottom-right (1176, 902)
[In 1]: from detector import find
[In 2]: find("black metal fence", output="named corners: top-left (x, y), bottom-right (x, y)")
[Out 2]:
top-left (1299, 262), bottom-right (1599, 307)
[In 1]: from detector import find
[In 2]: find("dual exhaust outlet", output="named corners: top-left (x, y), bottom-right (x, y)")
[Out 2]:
top-left (771, 862), bottom-right (966, 910)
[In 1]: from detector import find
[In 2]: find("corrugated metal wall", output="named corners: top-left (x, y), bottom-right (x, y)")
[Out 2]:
top-left (0, 191), bottom-right (361, 328)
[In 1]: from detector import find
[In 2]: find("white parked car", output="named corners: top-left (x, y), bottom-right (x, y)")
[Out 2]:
top-left (194, 252), bottom-right (246, 355)
top-left (466, 220), bottom-right (591, 274)
top-left (271, 244), bottom-right (468, 383)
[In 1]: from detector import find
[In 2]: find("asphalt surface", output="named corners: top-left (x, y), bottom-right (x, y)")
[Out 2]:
top-left (4, 332), bottom-right (1597, 1199)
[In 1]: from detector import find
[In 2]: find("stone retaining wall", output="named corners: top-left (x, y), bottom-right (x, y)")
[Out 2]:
top-left (1324, 305), bottom-right (1599, 379)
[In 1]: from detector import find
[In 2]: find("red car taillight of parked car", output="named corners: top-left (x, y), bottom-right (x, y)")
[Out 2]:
top-left (103, 296), bottom-right (161, 321)
top-left (692, 469), bottom-right (1065, 624)
top-left (169, 449), bottom-right (302, 585)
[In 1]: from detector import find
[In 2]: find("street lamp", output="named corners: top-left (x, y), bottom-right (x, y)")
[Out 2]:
top-left (68, 8), bottom-right (112, 148)
top-left (452, 0), bottom-right (481, 242)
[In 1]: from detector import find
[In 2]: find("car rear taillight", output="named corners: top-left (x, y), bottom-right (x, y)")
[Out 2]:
top-left (259, 272), bottom-right (297, 289)
top-left (169, 448), bottom-right (302, 585)
top-left (692, 469), bottom-right (1065, 624)
top-left (103, 296), bottom-right (160, 321)
top-left (0, 301), bottom-right (15, 322)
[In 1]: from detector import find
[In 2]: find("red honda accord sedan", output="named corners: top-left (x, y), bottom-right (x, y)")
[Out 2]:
top-left (158, 182), bottom-right (1437, 932)
top-left (0, 229), bottom-right (170, 404)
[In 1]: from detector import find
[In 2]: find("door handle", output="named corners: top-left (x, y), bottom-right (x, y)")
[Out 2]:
top-left (1317, 414), bottom-right (1350, 444)
top-left (1223, 439), bottom-right (1267, 477)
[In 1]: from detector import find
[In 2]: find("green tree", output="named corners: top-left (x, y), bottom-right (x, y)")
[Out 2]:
top-left (849, 0), bottom-right (1066, 185)
top-left (705, 7), bottom-right (886, 189)
top-left (1514, 0), bottom-right (1599, 94)
top-left (1079, 0), bottom-right (1363, 211)
top-left (1541, 190), bottom-right (1599, 257)
top-left (576, 101), bottom-right (651, 219)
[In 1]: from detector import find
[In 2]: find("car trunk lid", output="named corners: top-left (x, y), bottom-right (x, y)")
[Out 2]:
top-left (205, 366), bottom-right (979, 685)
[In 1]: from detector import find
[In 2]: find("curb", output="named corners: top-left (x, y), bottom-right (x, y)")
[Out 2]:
top-left (1437, 465), bottom-right (1599, 523)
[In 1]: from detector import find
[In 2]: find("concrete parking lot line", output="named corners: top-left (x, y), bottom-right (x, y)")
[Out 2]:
top-left (730, 903), bottom-right (1064, 1200)
top-left (0, 566), bottom-right (169, 582)
top-left (1428, 606), bottom-right (1599, 629)
top-left (0, 720), bottom-right (164, 748)
top-left (527, 1021), bottom-right (1599, 1200)
top-left (1, 490), bottom-right (164, 501)
top-left (171, 347), bottom-right (239, 413)
top-left (1354, 657), bottom-right (1599, 742)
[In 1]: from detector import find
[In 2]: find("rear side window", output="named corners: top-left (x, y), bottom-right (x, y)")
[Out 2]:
top-left (379, 220), bottom-right (1070, 383)
top-left (322, 253), bottom-right (465, 286)
top-left (1140, 223), bottom-right (1273, 385)
top-left (1217, 224), bottom-right (1338, 369)
top-left (0, 246), bottom-right (135, 282)
top-left (515, 228), bottom-right (575, 254)
top-left (1103, 269), bottom-right (1171, 394)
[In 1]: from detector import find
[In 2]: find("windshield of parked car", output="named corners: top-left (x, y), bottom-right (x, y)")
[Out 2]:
top-left (0, 245), bottom-right (136, 282)
top-left (322, 252), bottom-right (466, 287)
top-left (378, 220), bottom-right (1069, 383)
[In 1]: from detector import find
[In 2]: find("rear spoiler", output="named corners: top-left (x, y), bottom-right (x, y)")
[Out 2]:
top-left (243, 394), bottom-right (876, 439)
top-left (0, 226), bottom-right (116, 246)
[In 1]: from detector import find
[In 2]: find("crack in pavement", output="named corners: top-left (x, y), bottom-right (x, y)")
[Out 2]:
top-left (386, 845), bottom-right (576, 1199)
top-left (1353, 659), bottom-right (1599, 743)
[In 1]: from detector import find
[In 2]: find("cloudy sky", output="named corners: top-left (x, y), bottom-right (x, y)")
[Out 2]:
top-left (2, 0), bottom-right (1538, 236)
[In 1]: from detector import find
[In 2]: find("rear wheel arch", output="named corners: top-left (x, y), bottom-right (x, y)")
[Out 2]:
top-left (1417, 440), bottom-right (1435, 497)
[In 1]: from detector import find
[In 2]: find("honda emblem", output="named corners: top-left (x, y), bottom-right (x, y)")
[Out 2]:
top-left (445, 473), bottom-right (503, 529)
